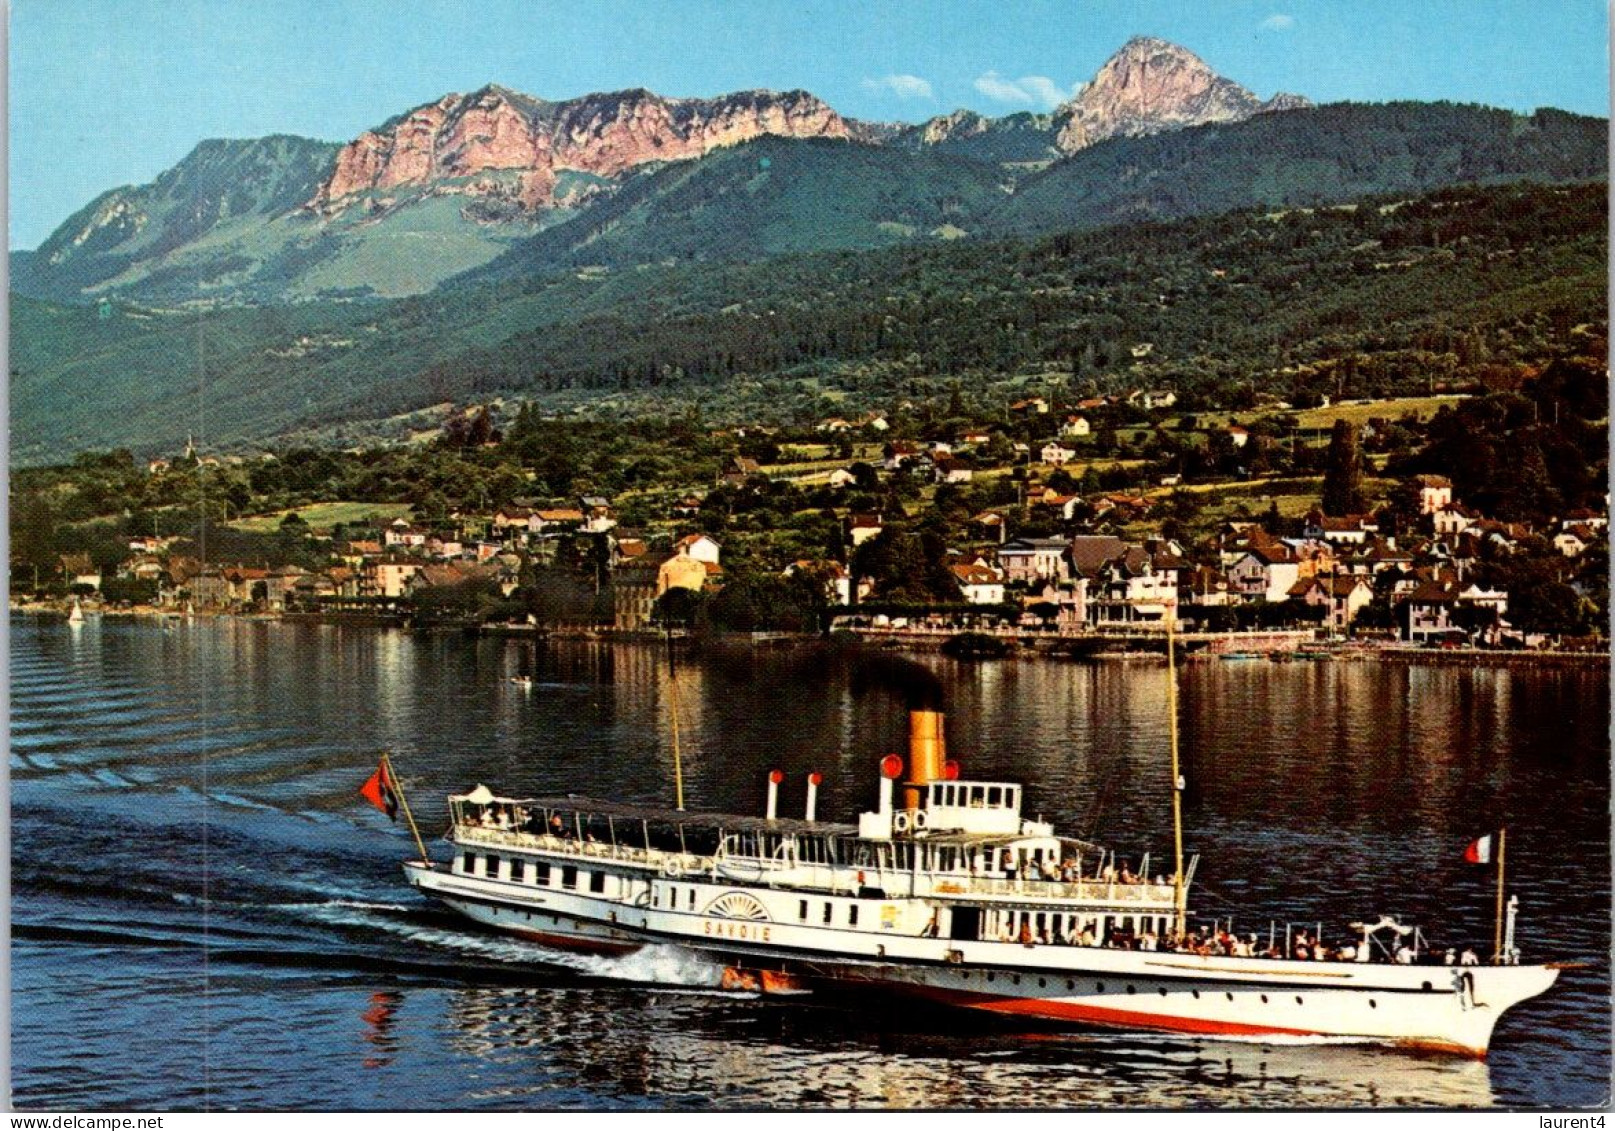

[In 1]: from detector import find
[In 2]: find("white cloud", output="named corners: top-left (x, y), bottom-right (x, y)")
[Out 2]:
top-left (861, 74), bottom-right (934, 100)
top-left (1260, 13), bottom-right (1296, 30)
top-left (973, 71), bottom-right (1076, 110)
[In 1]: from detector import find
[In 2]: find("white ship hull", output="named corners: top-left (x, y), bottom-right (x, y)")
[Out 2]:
top-left (797, 956), bottom-right (1557, 1057)
top-left (397, 701), bottom-right (1561, 1061)
top-left (405, 859), bottom-right (1558, 1058)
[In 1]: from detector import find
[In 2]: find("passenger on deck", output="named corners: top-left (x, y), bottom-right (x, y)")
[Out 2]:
top-left (1338, 941), bottom-right (1358, 962)
top-left (1460, 947), bottom-right (1480, 966)
top-left (1119, 864), bottom-right (1137, 884)
top-left (549, 814), bottom-right (567, 839)
top-left (1019, 922), bottom-right (1036, 948)
top-left (1078, 924), bottom-right (1097, 947)
top-left (1139, 929), bottom-right (1158, 952)
top-left (1041, 859), bottom-right (1059, 882)
top-left (1443, 948), bottom-right (1457, 966)
top-left (1394, 943), bottom-right (1415, 965)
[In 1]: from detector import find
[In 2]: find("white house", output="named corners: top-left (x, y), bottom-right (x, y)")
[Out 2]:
top-left (847, 513), bottom-right (884, 547)
top-left (1432, 503), bottom-right (1479, 537)
top-left (1414, 474), bottom-right (1454, 515)
top-left (1289, 575), bottom-right (1374, 628)
top-left (785, 560), bottom-right (865, 606)
top-left (1402, 579), bottom-right (1459, 643)
top-left (951, 563), bottom-right (1006, 605)
top-left (1228, 543), bottom-right (1300, 603)
top-left (1059, 416), bottom-right (1091, 439)
top-left (673, 534), bottom-right (721, 565)
top-left (1040, 442), bottom-right (1076, 467)
top-left (997, 537), bottom-right (1069, 584)
top-left (931, 453), bottom-right (974, 484)
top-left (1304, 511), bottom-right (1379, 546)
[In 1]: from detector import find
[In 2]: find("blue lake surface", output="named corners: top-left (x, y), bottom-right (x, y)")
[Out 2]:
top-left (9, 616), bottom-right (1610, 1109)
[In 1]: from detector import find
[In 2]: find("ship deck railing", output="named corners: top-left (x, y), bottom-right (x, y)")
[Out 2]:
top-left (925, 875), bottom-right (1178, 905)
top-left (455, 823), bottom-right (1179, 905)
top-left (455, 824), bottom-right (708, 874)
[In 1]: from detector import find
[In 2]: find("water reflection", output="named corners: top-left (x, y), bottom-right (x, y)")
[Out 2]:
top-left (360, 989), bottom-right (403, 1070)
top-left (9, 619), bottom-right (1607, 1109)
top-left (434, 982), bottom-right (1495, 1108)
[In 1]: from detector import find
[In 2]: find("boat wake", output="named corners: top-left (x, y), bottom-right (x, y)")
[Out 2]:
top-left (289, 898), bottom-right (724, 988)
top-left (563, 942), bottom-right (728, 989)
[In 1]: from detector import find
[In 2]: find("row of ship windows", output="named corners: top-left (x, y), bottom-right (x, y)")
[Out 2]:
top-left (800, 899), bottom-right (859, 927)
top-left (965, 970), bottom-right (1317, 1005)
top-left (460, 852), bottom-right (613, 895)
top-left (953, 972), bottom-right (1386, 1009)
top-left (651, 887), bottom-right (699, 910)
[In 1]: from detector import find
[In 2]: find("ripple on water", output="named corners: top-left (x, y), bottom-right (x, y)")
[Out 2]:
top-left (7, 617), bottom-right (1608, 1109)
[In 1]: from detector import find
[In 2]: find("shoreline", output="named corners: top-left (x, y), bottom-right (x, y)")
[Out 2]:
top-left (13, 601), bottom-right (1608, 668)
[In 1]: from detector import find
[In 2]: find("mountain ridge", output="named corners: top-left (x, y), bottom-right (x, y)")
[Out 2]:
top-left (11, 38), bottom-right (1605, 307)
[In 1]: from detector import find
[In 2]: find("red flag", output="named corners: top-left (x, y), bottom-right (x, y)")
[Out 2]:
top-left (360, 761), bottom-right (399, 821)
top-left (1464, 834), bottom-right (1493, 864)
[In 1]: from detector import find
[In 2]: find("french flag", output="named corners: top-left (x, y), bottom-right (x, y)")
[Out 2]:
top-left (1464, 834), bottom-right (1493, 865)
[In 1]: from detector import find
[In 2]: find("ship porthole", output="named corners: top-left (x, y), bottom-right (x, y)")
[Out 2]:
top-left (1295, 996), bottom-right (1304, 1005)
top-left (1191, 990), bottom-right (1200, 999)
top-left (1158, 988), bottom-right (1167, 997)
top-left (1369, 1000), bottom-right (1378, 1009)
top-left (1066, 979), bottom-right (1075, 991)
top-left (1012, 975), bottom-right (1021, 986)
top-left (1421, 981), bottom-right (1432, 992)
top-left (1096, 982), bottom-right (1105, 993)
top-left (1260, 994), bottom-right (1268, 1004)
top-left (1225, 992), bottom-right (1234, 1001)
top-left (1038, 977), bottom-right (1046, 988)
top-left (1126, 985), bottom-right (1136, 995)
top-left (986, 973), bottom-right (995, 983)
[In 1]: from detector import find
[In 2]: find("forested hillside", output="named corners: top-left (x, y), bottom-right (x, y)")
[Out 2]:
top-left (11, 180), bottom-right (1606, 462)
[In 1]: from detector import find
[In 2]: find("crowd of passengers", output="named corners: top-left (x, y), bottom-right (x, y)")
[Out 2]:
top-left (1006, 857), bottom-right (1154, 885)
top-left (471, 807), bottom-right (599, 840)
top-left (1001, 920), bottom-right (1483, 966)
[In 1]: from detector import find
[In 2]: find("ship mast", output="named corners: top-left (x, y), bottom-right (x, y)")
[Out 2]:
top-left (1167, 600), bottom-right (1186, 938)
top-left (666, 629), bottom-right (686, 811)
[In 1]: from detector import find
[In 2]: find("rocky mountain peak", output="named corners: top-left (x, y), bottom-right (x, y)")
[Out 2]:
top-left (1054, 37), bottom-right (1309, 153)
top-left (309, 84), bottom-right (850, 215)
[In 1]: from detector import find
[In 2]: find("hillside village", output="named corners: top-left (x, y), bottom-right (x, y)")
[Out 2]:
top-left (16, 357), bottom-right (1607, 652)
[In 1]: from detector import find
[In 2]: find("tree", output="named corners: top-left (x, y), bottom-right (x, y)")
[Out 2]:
top-left (1320, 419), bottom-right (1367, 516)
top-left (652, 586), bottom-right (705, 629)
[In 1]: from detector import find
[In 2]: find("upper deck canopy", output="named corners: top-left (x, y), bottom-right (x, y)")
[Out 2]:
top-left (453, 791), bottom-right (860, 839)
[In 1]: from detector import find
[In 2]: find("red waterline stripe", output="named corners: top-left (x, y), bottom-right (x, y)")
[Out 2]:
top-left (899, 981), bottom-right (1321, 1039)
top-left (508, 926), bottom-right (641, 956)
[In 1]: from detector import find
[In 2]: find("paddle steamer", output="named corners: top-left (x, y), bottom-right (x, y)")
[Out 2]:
top-left (402, 699), bottom-right (1559, 1058)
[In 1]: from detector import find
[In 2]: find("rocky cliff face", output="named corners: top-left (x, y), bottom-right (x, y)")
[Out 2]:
top-left (310, 85), bottom-right (851, 214)
top-left (1053, 36), bottom-right (1307, 153)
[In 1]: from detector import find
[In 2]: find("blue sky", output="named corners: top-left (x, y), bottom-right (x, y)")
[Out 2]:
top-left (9, 0), bottom-right (1609, 249)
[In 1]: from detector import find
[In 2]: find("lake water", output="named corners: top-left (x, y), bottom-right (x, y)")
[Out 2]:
top-left (9, 616), bottom-right (1610, 1109)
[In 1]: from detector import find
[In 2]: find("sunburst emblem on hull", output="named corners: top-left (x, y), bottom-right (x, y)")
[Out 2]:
top-left (706, 892), bottom-right (771, 921)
